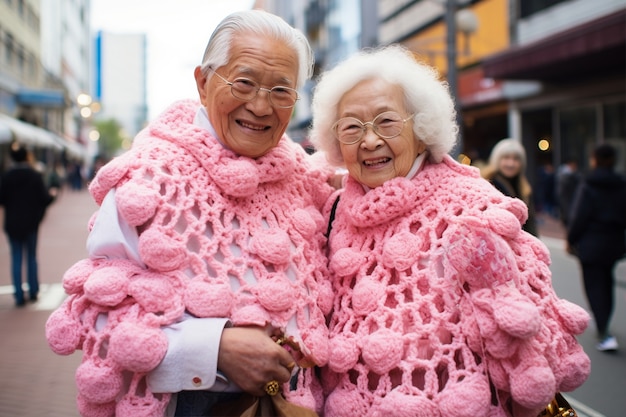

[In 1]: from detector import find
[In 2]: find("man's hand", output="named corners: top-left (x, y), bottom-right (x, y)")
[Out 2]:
top-left (217, 327), bottom-right (295, 396)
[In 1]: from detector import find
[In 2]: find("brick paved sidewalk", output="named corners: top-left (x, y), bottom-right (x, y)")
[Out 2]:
top-left (0, 189), bottom-right (97, 417)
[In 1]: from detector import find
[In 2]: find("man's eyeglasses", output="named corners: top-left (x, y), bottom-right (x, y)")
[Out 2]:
top-left (332, 111), bottom-right (414, 145)
top-left (209, 68), bottom-right (299, 109)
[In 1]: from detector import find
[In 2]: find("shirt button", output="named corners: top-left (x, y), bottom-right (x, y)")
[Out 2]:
top-left (192, 377), bottom-right (202, 386)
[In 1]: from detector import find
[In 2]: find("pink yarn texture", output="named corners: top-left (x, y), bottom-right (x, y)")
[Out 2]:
top-left (322, 155), bottom-right (591, 417)
top-left (45, 100), bottom-right (334, 416)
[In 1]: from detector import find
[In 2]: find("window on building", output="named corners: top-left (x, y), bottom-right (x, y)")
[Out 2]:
top-left (5, 33), bottom-right (14, 65)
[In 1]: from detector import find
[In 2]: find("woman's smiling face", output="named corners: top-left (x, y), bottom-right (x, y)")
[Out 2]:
top-left (337, 78), bottom-right (425, 188)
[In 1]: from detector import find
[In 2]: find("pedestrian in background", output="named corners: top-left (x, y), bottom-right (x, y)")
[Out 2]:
top-left (482, 138), bottom-right (538, 236)
top-left (567, 143), bottom-right (626, 352)
top-left (557, 157), bottom-right (581, 228)
top-left (0, 143), bottom-right (57, 307)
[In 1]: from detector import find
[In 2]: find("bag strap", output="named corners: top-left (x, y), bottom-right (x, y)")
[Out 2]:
top-left (325, 195), bottom-right (341, 238)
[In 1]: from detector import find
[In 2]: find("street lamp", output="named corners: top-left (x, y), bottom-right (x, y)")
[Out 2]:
top-left (445, 1), bottom-right (478, 158)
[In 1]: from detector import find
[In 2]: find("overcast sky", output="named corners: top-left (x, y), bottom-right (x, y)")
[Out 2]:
top-left (91, 0), bottom-right (254, 120)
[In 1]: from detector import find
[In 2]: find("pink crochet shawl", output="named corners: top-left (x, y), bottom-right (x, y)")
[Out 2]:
top-left (323, 155), bottom-right (590, 417)
top-left (46, 100), bottom-right (335, 416)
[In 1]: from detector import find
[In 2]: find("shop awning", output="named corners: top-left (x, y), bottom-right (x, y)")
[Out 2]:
top-left (0, 121), bottom-right (12, 144)
top-left (0, 114), bottom-right (63, 150)
top-left (52, 135), bottom-right (88, 160)
top-left (16, 88), bottom-right (66, 108)
top-left (483, 9), bottom-right (626, 82)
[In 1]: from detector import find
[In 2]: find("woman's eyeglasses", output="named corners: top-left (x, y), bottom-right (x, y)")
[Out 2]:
top-left (332, 111), bottom-right (414, 145)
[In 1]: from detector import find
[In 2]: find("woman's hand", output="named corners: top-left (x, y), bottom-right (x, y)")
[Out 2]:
top-left (217, 326), bottom-right (295, 396)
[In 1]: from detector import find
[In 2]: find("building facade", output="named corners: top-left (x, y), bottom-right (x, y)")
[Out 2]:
top-left (0, 0), bottom-right (90, 172)
top-left (483, 0), bottom-right (626, 178)
top-left (93, 31), bottom-right (147, 142)
top-left (264, 0), bottom-right (625, 192)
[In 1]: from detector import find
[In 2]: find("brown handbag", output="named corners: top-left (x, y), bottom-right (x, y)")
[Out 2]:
top-left (210, 392), bottom-right (319, 417)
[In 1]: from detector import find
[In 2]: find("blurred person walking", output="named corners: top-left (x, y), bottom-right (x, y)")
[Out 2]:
top-left (0, 143), bottom-right (57, 307)
top-left (482, 138), bottom-right (538, 236)
top-left (557, 158), bottom-right (581, 228)
top-left (567, 143), bottom-right (626, 352)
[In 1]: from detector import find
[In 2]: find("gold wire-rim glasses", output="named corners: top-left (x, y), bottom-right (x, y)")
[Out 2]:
top-left (332, 111), bottom-right (415, 145)
top-left (209, 67), bottom-right (299, 109)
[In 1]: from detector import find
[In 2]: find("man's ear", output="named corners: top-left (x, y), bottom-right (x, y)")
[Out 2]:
top-left (194, 66), bottom-right (208, 104)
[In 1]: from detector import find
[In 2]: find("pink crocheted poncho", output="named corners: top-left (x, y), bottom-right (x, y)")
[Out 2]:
top-left (45, 100), bottom-right (335, 416)
top-left (322, 155), bottom-right (590, 417)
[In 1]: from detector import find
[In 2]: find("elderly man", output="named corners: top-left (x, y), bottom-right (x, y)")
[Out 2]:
top-left (46, 10), bottom-right (333, 417)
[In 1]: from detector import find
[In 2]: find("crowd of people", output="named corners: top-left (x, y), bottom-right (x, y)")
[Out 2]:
top-left (21, 8), bottom-right (623, 417)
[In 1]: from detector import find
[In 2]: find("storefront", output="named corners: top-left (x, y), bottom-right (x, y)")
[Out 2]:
top-left (482, 9), bottom-right (626, 181)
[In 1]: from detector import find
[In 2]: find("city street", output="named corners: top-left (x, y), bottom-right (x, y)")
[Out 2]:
top-left (0, 189), bottom-right (625, 416)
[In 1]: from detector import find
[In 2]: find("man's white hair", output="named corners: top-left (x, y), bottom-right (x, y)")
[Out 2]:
top-left (199, 10), bottom-right (313, 89)
top-left (310, 44), bottom-right (458, 166)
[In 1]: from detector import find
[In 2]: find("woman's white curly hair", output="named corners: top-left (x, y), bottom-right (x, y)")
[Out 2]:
top-left (309, 44), bottom-right (458, 166)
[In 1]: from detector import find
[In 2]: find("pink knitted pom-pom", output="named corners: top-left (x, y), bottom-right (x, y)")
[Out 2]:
top-left (128, 273), bottom-right (180, 315)
top-left (75, 360), bottom-right (124, 404)
top-left (138, 228), bottom-right (187, 271)
top-left (317, 278), bottom-right (334, 315)
top-left (485, 327), bottom-right (517, 359)
top-left (76, 395), bottom-right (116, 417)
top-left (249, 228), bottom-right (292, 265)
top-left (62, 258), bottom-right (96, 294)
top-left (493, 290), bottom-right (541, 339)
top-left (300, 325), bottom-right (329, 366)
top-left (115, 181), bottom-right (160, 226)
top-left (351, 276), bottom-right (384, 315)
top-left (328, 334), bottom-right (360, 373)
top-left (484, 207), bottom-right (522, 239)
top-left (554, 344), bottom-right (591, 392)
top-left (382, 231), bottom-right (421, 271)
top-left (509, 363), bottom-right (556, 409)
top-left (325, 388), bottom-right (369, 417)
top-left (89, 154), bottom-right (130, 205)
top-left (108, 322), bottom-right (168, 373)
top-left (83, 266), bottom-right (130, 307)
top-left (256, 273), bottom-right (296, 312)
top-left (437, 373), bottom-right (491, 417)
top-left (45, 305), bottom-right (83, 355)
top-left (554, 299), bottom-right (590, 335)
top-left (329, 247), bottom-right (362, 277)
top-left (184, 280), bottom-right (233, 318)
top-left (291, 208), bottom-right (318, 239)
top-left (230, 303), bottom-right (271, 327)
top-left (212, 158), bottom-right (259, 197)
top-left (361, 329), bottom-right (403, 374)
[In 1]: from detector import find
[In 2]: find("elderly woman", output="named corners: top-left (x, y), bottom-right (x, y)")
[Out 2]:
top-left (45, 10), bottom-right (333, 417)
top-left (310, 45), bottom-right (590, 417)
top-left (482, 138), bottom-right (538, 236)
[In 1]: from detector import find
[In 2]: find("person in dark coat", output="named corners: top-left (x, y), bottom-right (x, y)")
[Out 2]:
top-left (567, 143), bottom-right (626, 352)
top-left (557, 158), bottom-right (581, 228)
top-left (0, 143), bottom-right (57, 306)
